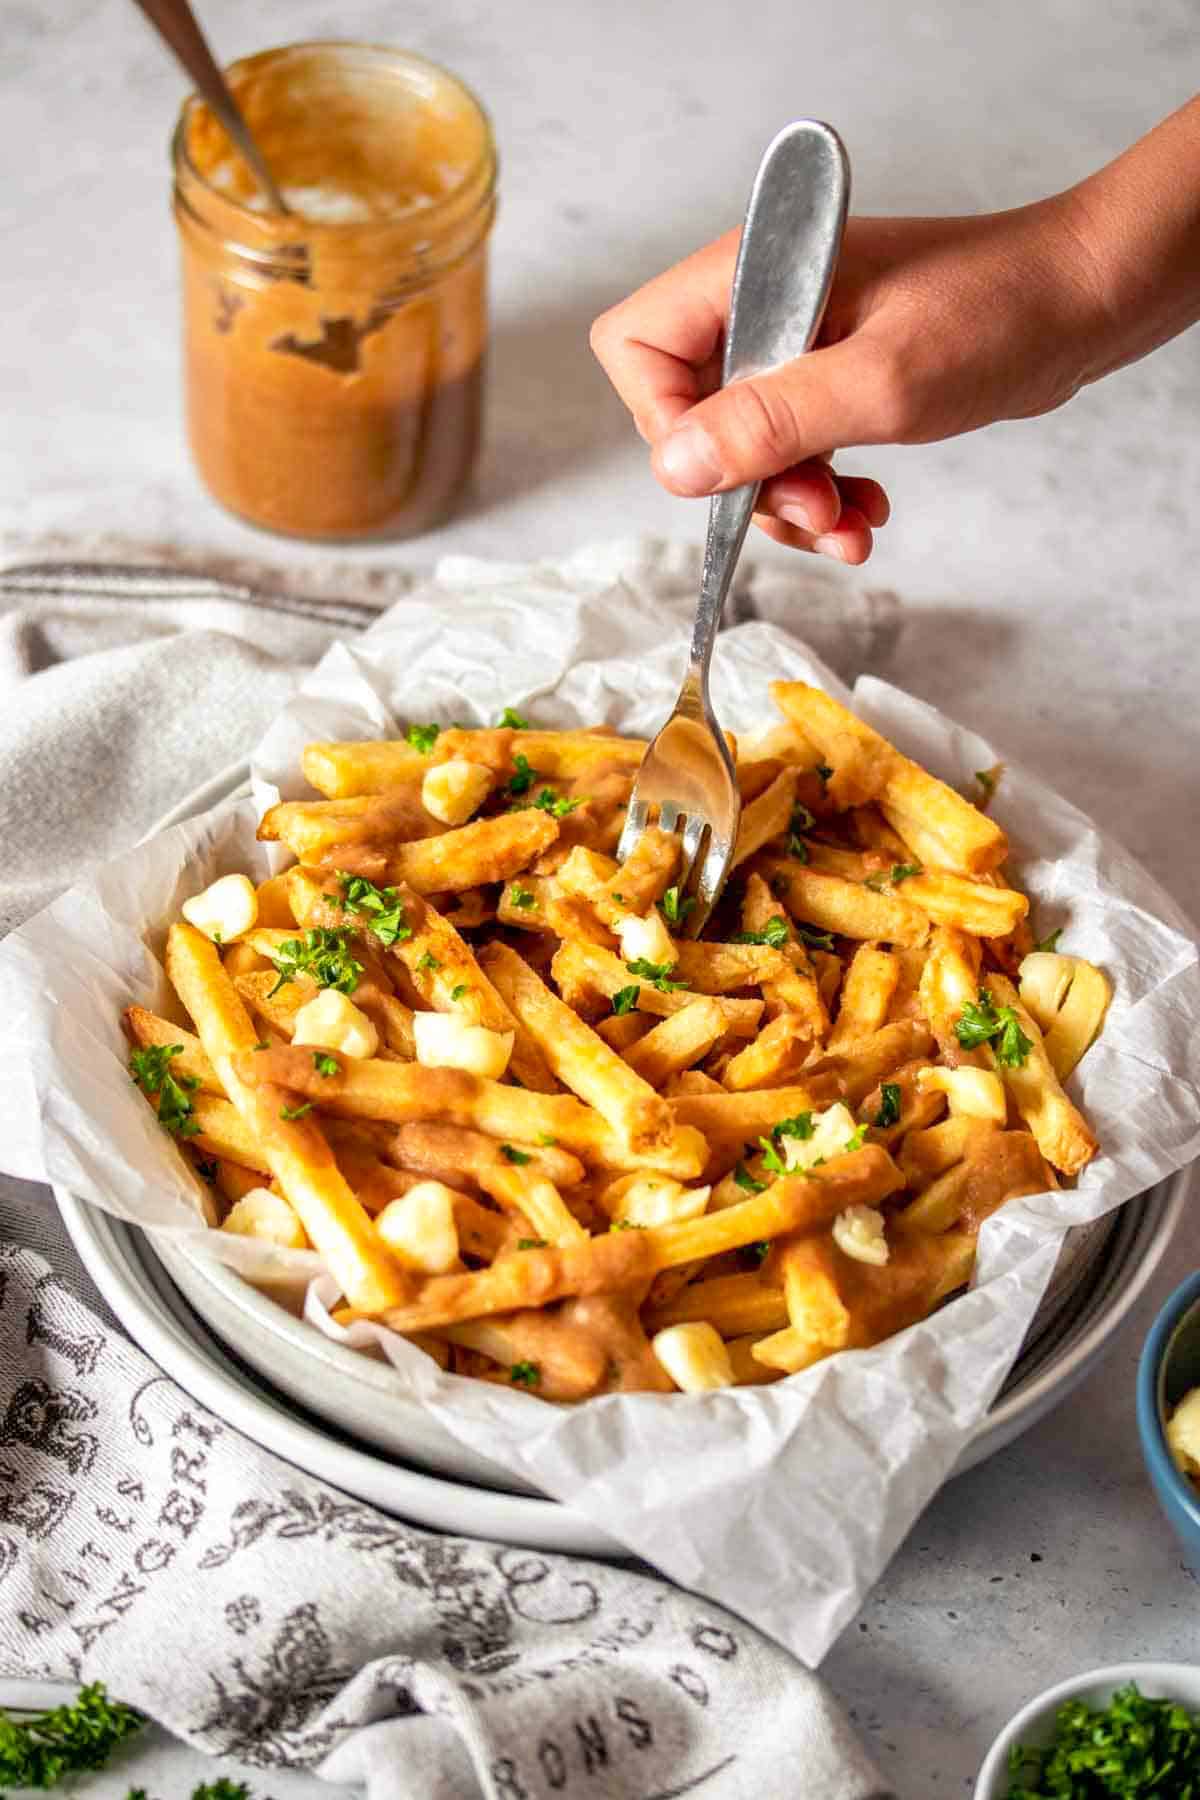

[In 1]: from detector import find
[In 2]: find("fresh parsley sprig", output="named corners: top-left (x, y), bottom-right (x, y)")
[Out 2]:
top-left (497, 707), bottom-right (530, 729)
top-left (955, 988), bottom-right (1033, 1067)
top-left (874, 1082), bottom-right (902, 1128)
top-left (531, 787), bottom-right (584, 819)
top-left (129, 1044), bottom-right (200, 1139)
top-left (506, 752), bottom-right (536, 797)
top-left (625, 958), bottom-right (688, 993)
top-left (659, 886), bottom-right (696, 927)
top-left (864, 861), bottom-right (923, 892)
top-left (510, 1360), bottom-right (540, 1386)
top-left (508, 884), bottom-right (537, 910)
top-left (405, 722), bottom-right (440, 753)
top-left (0, 1681), bottom-right (143, 1791)
top-left (731, 916), bottom-right (789, 949)
top-left (336, 873), bottom-right (412, 946)
top-left (611, 984), bottom-right (641, 1015)
top-left (268, 927), bottom-right (363, 997)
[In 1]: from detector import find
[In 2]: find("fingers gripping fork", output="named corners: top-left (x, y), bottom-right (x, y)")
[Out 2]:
top-left (616, 120), bottom-right (850, 935)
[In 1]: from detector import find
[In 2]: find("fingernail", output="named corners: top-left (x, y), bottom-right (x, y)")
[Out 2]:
top-left (813, 534), bottom-right (848, 562)
top-left (778, 502), bottom-right (818, 534)
top-left (658, 426), bottom-right (722, 496)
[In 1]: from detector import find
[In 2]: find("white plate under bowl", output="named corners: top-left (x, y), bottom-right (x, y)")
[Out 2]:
top-left (59, 1188), bottom-right (623, 1556)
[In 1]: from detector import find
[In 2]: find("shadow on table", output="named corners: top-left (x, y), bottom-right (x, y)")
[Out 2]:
top-left (469, 288), bottom-right (638, 515)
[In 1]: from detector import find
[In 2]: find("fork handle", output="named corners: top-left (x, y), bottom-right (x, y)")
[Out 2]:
top-left (687, 120), bottom-right (850, 686)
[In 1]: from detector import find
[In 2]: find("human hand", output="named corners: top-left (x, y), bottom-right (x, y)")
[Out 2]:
top-left (590, 194), bottom-right (1108, 563)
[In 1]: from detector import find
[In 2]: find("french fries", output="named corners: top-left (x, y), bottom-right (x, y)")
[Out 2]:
top-left (124, 686), bottom-right (1107, 1401)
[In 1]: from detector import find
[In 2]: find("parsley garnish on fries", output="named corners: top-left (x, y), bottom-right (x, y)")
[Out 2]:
top-left (508, 883), bottom-right (537, 909)
top-left (497, 707), bottom-right (530, 730)
top-left (0, 1680), bottom-right (143, 1789)
top-left (955, 988), bottom-right (1033, 1066)
top-left (864, 861), bottom-right (923, 892)
top-left (129, 1044), bottom-right (200, 1138)
top-left (405, 722), bottom-right (440, 753)
top-left (506, 752), bottom-right (536, 797)
top-left (510, 1360), bottom-right (540, 1386)
top-left (611, 984), bottom-right (641, 1014)
top-left (312, 1052), bottom-right (340, 1077)
top-left (625, 958), bottom-right (688, 993)
top-left (268, 927), bottom-right (363, 997)
top-left (336, 873), bottom-right (413, 945)
top-left (874, 1083), bottom-right (902, 1128)
top-left (659, 885), bottom-right (695, 926)
top-left (732, 916), bottom-right (789, 949)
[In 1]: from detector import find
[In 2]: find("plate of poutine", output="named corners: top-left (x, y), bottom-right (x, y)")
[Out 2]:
top-left (6, 562), bottom-right (1198, 1662)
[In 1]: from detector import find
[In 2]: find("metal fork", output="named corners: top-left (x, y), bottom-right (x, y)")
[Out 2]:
top-left (616, 120), bottom-right (850, 935)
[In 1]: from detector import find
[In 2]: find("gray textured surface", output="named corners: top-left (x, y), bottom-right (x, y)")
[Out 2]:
top-left (2, 2), bottom-right (1199, 1794)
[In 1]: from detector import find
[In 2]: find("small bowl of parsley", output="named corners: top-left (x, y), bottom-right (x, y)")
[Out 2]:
top-left (974, 1664), bottom-right (1200, 1797)
top-left (1137, 1270), bottom-right (1200, 1566)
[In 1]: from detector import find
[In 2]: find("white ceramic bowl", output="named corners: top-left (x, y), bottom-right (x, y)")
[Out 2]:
top-left (974, 1662), bottom-right (1200, 1797)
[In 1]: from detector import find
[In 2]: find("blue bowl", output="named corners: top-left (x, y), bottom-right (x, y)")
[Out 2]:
top-left (1136, 1270), bottom-right (1200, 1561)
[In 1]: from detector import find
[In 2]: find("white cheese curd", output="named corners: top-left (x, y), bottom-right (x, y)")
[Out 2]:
top-left (220, 1187), bottom-right (308, 1249)
top-left (375, 1182), bottom-right (460, 1274)
top-left (779, 1103), bottom-right (862, 1172)
top-left (1167, 1387), bottom-right (1200, 1480)
top-left (413, 1010), bottom-right (513, 1079)
top-left (292, 989), bottom-right (379, 1061)
top-left (181, 873), bottom-right (258, 945)
top-left (616, 910), bottom-right (676, 968)
top-left (917, 1065), bottom-right (1007, 1121)
top-left (421, 758), bottom-right (493, 826)
top-left (832, 1204), bottom-right (890, 1266)
top-left (651, 1322), bottom-right (735, 1393)
top-left (612, 1176), bottom-right (711, 1229)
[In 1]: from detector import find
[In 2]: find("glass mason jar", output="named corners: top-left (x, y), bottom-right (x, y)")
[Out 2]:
top-left (171, 42), bottom-right (496, 541)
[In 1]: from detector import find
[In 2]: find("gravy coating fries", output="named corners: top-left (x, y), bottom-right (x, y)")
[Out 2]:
top-left (125, 683), bottom-right (1112, 1402)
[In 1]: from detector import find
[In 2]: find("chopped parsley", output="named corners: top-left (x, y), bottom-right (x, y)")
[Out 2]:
top-left (758, 1136), bottom-right (788, 1176)
top-left (625, 958), bottom-right (688, 993)
top-left (129, 1044), bottom-right (200, 1139)
top-left (510, 1360), bottom-right (540, 1386)
top-left (794, 923), bottom-right (835, 951)
top-left (787, 831), bottom-right (810, 863)
top-left (0, 1680), bottom-right (143, 1791)
top-left (1033, 927), bottom-right (1063, 954)
top-left (415, 950), bottom-right (441, 973)
top-left (874, 1082), bottom-right (902, 1128)
top-left (865, 861), bottom-right (924, 891)
top-left (280, 1101), bottom-right (313, 1121)
top-left (731, 916), bottom-right (789, 949)
top-left (773, 1113), bottom-right (814, 1142)
top-left (659, 885), bottom-right (696, 927)
top-left (506, 752), bottom-right (536, 797)
top-left (733, 1162), bottom-right (767, 1195)
top-left (253, 1038), bottom-right (271, 1051)
top-left (954, 988), bottom-right (1033, 1067)
top-left (517, 1237), bottom-right (548, 1250)
top-left (975, 767), bottom-right (997, 799)
top-left (451, 983), bottom-right (471, 1001)
top-left (498, 707), bottom-right (530, 730)
top-left (1003, 1681), bottom-right (1200, 1799)
top-left (530, 786), bottom-right (584, 818)
top-left (312, 1052), bottom-right (340, 1077)
top-left (536, 1132), bottom-right (557, 1146)
top-left (609, 1218), bottom-right (646, 1231)
top-left (842, 1124), bottom-right (869, 1153)
top-left (747, 1240), bottom-right (771, 1265)
top-left (815, 763), bottom-right (833, 784)
top-left (405, 722), bottom-right (440, 753)
top-left (791, 802), bottom-right (815, 833)
top-left (612, 891), bottom-right (626, 905)
top-left (508, 883), bottom-right (537, 910)
top-left (337, 872), bottom-right (412, 945)
top-left (611, 984), bottom-right (641, 1015)
top-left (268, 927), bottom-right (363, 997)
top-left (500, 1144), bottom-right (531, 1165)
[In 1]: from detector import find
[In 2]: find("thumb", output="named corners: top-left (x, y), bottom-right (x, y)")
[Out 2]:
top-left (651, 337), bottom-right (896, 496)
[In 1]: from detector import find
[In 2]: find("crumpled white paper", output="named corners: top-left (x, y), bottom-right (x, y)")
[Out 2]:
top-left (1, 546), bottom-right (1198, 1668)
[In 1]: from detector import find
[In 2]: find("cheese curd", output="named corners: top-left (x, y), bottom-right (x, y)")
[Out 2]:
top-left (616, 910), bottom-right (676, 968)
top-left (182, 873), bottom-right (258, 946)
top-left (421, 757), bottom-right (493, 826)
top-left (608, 1174), bottom-right (711, 1229)
top-left (832, 1204), bottom-right (889, 1266)
top-left (917, 1065), bottom-right (1007, 1122)
top-left (375, 1182), bottom-right (461, 1274)
top-left (651, 1322), bottom-right (735, 1393)
top-left (1167, 1387), bottom-right (1200, 1483)
top-left (293, 989), bottom-right (379, 1060)
top-left (779, 1103), bottom-right (863, 1173)
top-left (220, 1187), bottom-right (308, 1249)
top-left (413, 1010), bottom-right (514, 1079)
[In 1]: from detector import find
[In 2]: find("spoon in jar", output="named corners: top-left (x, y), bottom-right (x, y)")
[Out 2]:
top-left (130, 0), bottom-right (292, 214)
